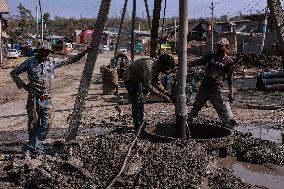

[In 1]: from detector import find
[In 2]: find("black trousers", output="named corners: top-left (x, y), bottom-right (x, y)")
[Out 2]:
top-left (124, 81), bottom-right (144, 129)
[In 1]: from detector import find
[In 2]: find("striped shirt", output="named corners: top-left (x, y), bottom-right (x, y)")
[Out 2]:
top-left (10, 53), bottom-right (85, 97)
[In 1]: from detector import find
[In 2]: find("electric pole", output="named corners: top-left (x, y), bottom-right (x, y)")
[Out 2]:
top-left (0, 13), bottom-right (2, 64)
top-left (176, 0), bottom-right (188, 138)
top-left (36, 6), bottom-right (39, 48)
top-left (210, 1), bottom-right (215, 52)
top-left (261, 7), bottom-right (268, 52)
top-left (39, 0), bottom-right (44, 44)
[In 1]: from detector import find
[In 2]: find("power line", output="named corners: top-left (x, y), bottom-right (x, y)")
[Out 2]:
top-left (228, 0), bottom-right (264, 17)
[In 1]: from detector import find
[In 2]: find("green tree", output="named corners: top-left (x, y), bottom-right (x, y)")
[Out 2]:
top-left (17, 3), bottom-right (33, 40)
top-left (43, 13), bottom-right (50, 24)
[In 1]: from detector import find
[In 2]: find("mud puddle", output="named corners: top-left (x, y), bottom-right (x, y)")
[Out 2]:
top-left (236, 123), bottom-right (283, 143)
top-left (219, 157), bottom-right (284, 189)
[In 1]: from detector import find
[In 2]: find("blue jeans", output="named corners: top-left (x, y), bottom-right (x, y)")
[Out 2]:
top-left (26, 93), bottom-right (53, 152)
top-left (124, 81), bottom-right (144, 130)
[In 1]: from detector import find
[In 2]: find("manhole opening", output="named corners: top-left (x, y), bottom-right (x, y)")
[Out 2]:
top-left (145, 123), bottom-right (231, 140)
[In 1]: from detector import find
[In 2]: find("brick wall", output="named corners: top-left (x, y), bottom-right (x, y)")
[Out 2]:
top-left (202, 32), bottom-right (237, 55)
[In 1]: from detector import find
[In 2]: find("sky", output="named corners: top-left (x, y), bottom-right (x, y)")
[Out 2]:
top-left (8, 0), bottom-right (269, 19)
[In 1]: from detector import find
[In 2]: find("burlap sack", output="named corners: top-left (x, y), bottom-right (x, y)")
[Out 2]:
top-left (100, 65), bottom-right (118, 95)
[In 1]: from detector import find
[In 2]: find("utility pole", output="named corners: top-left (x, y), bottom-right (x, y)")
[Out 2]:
top-left (0, 13), bottom-right (2, 64)
top-left (261, 7), bottom-right (268, 52)
top-left (36, 6), bottom-right (39, 48)
top-left (131, 0), bottom-right (136, 62)
top-left (174, 16), bottom-right (177, 52)
top-left (176, 0), bottom-right (188, 138)
top-left (210, 1), bottom-right (215, 52)
top-left (39, 0), bottom-right (44, 44)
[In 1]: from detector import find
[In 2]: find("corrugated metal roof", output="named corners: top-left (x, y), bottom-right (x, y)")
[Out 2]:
top-left (0, 0), bottom-right (9, 13)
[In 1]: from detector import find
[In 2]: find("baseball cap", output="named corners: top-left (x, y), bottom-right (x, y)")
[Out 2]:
top-left (215, 38), bottom-right (230, 47)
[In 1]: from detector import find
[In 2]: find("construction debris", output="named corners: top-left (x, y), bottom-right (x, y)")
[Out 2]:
top-left (235, 54), bottom-right (283, 69)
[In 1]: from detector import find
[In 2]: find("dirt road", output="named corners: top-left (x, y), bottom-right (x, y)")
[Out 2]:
top-left (1, 53), bottom-right (284, 143)
top-left (0, 53), bottom-right (284, 188)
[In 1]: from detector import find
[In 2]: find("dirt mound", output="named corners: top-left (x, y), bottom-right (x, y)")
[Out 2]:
top-left (235, 54), bottom-right (283, 69)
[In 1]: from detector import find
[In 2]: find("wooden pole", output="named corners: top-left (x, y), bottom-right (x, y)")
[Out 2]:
top-left (66, 0), bottom-right (112, 141)
top-left (150, 0), bottom-right (162, 58)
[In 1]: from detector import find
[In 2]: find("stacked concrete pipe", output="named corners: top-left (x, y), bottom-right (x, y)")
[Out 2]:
top-left (257, 71), bottom-right (284, 91)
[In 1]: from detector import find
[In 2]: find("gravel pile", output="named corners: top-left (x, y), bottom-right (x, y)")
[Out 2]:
top-left (233, 132), bottom-right (284, 165)
top-left (4, 129), bottom-right (209, 188)
top-left (4, 127), bottom-right (283, 188)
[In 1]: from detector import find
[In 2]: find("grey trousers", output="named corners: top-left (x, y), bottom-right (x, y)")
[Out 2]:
top-left (188, 89), bottom-right (230, 125)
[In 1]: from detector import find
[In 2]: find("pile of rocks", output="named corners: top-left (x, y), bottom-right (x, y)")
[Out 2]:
top-left (233, 132), bottom-right (284, 165)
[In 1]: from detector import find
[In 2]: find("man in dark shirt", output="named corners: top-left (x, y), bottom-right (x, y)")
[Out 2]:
top-left (123, 54), bottom-right (175, 131)
top-left (188, 38), bottom-right (235, 128)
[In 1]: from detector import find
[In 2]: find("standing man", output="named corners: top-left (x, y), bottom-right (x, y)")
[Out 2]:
top-left (188, 38), bottom-right (235, 128)
top-left (123, 54), bottom-right (176, 131)
top-left (10, 45), bottom-right (91, 153)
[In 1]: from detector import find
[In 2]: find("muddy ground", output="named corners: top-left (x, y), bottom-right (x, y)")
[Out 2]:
top-left (0, 53), bottom-right (283, 188)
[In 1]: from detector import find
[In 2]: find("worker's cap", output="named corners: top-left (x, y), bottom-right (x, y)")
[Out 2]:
top-left (33, 45), bottom-right (54, 54)
top-left (215, 38), bottom-right (230, 47)
top-left (158, 54), bottom-right (176, 69)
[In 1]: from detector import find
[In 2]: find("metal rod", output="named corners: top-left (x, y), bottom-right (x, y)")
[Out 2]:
top-left (66, 0), bottom-right (112, 142)
top-left (150, 0), bottom-right (162, 58)
top-left (159, 0), bottom-right (167, 56)
top-left (131, 0), bottom-right (136, 62)
top-left (210, 1), bottom-right (215, 53)
top-left (176, 0), bottom-right (188, 138)
top-left (143, 0), bottom-right (151, 29)
top-left (113, 0), bottom-right (128, 65)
